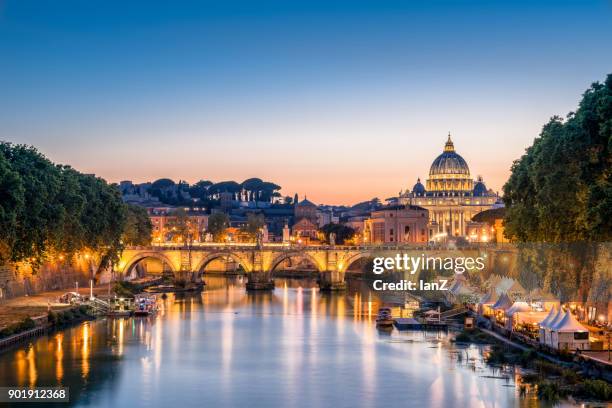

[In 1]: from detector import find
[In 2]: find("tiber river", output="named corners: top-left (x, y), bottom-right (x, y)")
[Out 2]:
top-left (0, 277), bottom-right (584, 408)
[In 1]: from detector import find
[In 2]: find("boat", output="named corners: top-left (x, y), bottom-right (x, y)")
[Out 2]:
top-left (376, 307), bottom-right (394, 327)
top-left (134, 294), bottom-right (158, 316)
top-left (107, 297), bottom-right (133, 317)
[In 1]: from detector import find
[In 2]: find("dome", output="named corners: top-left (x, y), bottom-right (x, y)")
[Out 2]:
top-left (473, 176), bottom-right (487, 196)
top-left (412, 178), bottom-right (426, 195)
top-left (429, 134), bottom-right (470, 177)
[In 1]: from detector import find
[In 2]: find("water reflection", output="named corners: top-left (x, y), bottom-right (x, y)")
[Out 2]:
top-left (0, 277), bottom-right (576, 407)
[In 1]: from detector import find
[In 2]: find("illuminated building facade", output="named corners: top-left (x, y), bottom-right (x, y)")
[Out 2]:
top-left (399, 134), bottom-right (500, 239)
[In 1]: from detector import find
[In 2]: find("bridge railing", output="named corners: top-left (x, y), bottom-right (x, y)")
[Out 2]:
top-left (125, 243), bottom-right (502, 251)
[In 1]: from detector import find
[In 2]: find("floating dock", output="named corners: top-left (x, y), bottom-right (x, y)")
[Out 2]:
top-left (393, 318), bottom-right (448, 331)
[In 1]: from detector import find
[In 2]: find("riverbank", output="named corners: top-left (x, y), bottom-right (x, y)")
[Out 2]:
top-left (0, 285), bottom-right (111, 328)
top-left (0, 305), bottom-right (95, 351)
top-left (452, 327), bottom-right (612, 403)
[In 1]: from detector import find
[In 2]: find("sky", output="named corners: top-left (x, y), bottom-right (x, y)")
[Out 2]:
top-left (1, 0), bottom-right (611, 205)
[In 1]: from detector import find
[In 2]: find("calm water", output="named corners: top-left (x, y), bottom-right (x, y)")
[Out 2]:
top-left (0, 277), bottom-right (577, 408)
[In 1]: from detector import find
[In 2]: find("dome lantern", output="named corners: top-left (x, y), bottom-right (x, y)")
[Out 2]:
top-left (444, 132), bottom-right (455, 152)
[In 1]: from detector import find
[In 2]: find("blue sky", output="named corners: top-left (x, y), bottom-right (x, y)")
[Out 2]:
top-left (1, 0), bottom-right (611, 204)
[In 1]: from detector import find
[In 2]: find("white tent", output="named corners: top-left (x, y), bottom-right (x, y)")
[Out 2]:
top-left (538, 307), bottom-right (557, 344)
top-left (506, 301), bottom-right (532, 317)
top-left (492, 293), bottom-right (513, 311)
top-left (545, 308), bottom-right (564, 347)
top-left (478, 289), bottom-right (499, 316)
top-left (550, 311), bottom-right (590, 351)
top-left (504, 301), bottom-right (532, 330)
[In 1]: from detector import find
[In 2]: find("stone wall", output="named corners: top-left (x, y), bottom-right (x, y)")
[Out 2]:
top-left (0, 255), bottom-right (108, 300)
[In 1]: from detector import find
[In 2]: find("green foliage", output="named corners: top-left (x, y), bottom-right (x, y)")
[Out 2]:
top-left (318, 223), bottom-right (356, 244)
top-left (581, 379), bottom-right (612, 401)
top-left (503, 74), bottom-right (611, 300)
top-left (112, 281), bottom-right (142, 298)
top-left (241, 213), bottom-right (265, 240)
top-left (504, 74), bottom-right (611, 242)
top-left (0, 317), bottom-right (36, 339)
top-left (47, 306), bottom-right (93, 328)
top-left (207, 212), bottom-right (230, 242)
top-left (0, 151), bottom-right (24, 261)
top-left (537, 381), bottom-right (562, 402)
top-left (485, 345), bottom-right (508, 364)
top-left (164, 208), bottom-right (191, 243)
top-left (0, 142), bottom-right (150, 271)
top-left (122, 204), bottom-right (152, 246)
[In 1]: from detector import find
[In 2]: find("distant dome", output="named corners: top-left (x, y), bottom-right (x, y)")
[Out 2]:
top-left (412, 178), bottom-right (426, 195)
top-left (297, 197), bottom-right (317, 207)
top-left (473, 176), bottom-right (487, 196)
top-left (429, 134), bottom-right (470, 177)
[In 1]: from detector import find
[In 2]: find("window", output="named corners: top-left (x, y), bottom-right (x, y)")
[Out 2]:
top-left (574, 332), bottom-right (588, 340)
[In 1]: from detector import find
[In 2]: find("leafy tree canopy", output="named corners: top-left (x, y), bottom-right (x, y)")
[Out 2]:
top-left (503, 74), bottom-right (611, 243)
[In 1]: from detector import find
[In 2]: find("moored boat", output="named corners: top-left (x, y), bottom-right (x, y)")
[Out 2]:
top-left (134, 294), bottom-right (158, 316)
top-left (376, 307), bottom-right (394, 327)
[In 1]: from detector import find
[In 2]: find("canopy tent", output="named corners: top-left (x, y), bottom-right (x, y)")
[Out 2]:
top-left (504, 301), bottom-right (533, 330)
top-left (492, 293), bottom-right (513, 311)
top-left (506, 301), bottom-right (532, 317)
top-left (550, 311), bottom-right (590, 351)
top-left (478, 289), bottom-right (499, 316)
top-left (538, 307), bottom-right (557, 344)
top-left (513, 311), bottom-right (549, 326)
top-left (493, 277), bottom-right (525, 296)
top-left (484, 274), bottom-right (503, 290)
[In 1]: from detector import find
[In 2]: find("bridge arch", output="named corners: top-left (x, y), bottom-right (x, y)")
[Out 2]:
top-left (195, 252), bottom-right (252, 274)
top-left (339, 251), bottom-right (374, 273)
top-left (269, 251), bottom-right (325, 273)
top-left (120, 251), bottom-right (177, 277)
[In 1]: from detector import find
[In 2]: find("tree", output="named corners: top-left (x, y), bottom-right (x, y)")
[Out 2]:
top-left (189, 180), bottom-right (213, 200)
top-left (318, 223), bottom-right (356, 245)
top-left (503, 73), bottom-right (612, 301)
top-left (207, 212), bottom-right (229, 242)
top-left (209, 181), bottom-right (241, 200)
top-left (503, 74), bottom-right (611, 242)
top-left (0, 142), bottom-right (138, 271)
top-left (241, 213), bottom-right (265, 240)
top-left (0, 150), bottom-right (24, 261)
top-left (122, 205), bottom-right (152, 246)
top-left (165, 208), bottom-right (191, 243)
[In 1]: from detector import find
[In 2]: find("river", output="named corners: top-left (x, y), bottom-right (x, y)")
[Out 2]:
top-left (0, 276), bottom-right (580, 408)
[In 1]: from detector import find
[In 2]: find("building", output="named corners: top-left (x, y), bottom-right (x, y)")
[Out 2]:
top-left (294, 197), bottom-right (318, 223)
top-left (148, 207), bottom-right (209, 243)
top-left (399, 134), bottom-right (500, 238)
top-left (363, 205), bottom-right (429, 244)
top-left (292, 197), bottom-right (319, 241)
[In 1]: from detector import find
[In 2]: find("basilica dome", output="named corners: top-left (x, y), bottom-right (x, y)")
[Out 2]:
top-left (428, 134), bottom-right (470, 177)
top-left (412, 178), bottom-right (426, 195)
top-left (473, 176), bottom-right (487, 197)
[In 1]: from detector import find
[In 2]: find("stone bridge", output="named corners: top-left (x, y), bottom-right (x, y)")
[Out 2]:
top-left (115, 243), bottom-right (510, 290)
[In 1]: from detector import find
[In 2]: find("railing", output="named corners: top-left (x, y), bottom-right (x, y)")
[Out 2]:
top-left (127, 243), bottom-right (499, 252)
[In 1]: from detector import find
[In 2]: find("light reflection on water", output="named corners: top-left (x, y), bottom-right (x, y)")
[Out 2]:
top-left (0, 277), bottom-right (572, 408)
